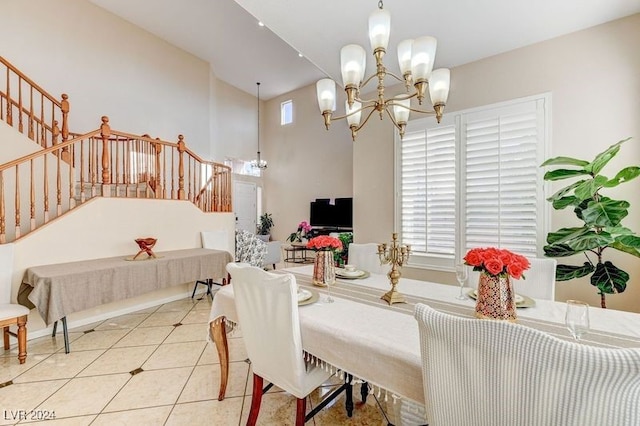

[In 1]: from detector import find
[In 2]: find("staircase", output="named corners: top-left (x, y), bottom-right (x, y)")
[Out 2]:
top-left (0, 56), bottom-right (232, 244)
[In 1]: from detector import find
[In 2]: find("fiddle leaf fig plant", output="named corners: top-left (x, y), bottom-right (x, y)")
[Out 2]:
top-left (541, 138), bottom-right (640, 308)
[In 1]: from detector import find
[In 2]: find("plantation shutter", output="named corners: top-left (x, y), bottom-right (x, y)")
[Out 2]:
top-left (462, 100), bottom-right (543, 257)
top-left (400, 122), bottom-right (456, 258)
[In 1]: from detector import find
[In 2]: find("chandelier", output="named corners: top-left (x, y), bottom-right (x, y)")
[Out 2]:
top-left (315, 0), bottom-right (451, 140)
top-left (250, 82), bottom-right (267, 169)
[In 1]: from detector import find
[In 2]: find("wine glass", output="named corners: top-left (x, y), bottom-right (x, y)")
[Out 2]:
top-left (455, 264), bottom-right (468, 300)
top-left (325, 279), bottom-right (335, 303)
top-left (565, 300), bottom-right (590, 341)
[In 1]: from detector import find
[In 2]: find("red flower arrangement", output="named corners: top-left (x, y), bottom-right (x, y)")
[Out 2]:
top-left (463, 247), bottom-right (531, 280)
top-left (306, 235), bottom-right (343, 252)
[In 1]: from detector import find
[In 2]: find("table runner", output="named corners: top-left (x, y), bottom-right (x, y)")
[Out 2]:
top-left (209, 265), bottom-right (640, 404)
top-left (22, 248), bottom-right (232, 325)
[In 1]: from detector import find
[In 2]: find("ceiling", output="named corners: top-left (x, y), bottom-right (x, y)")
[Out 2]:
top-left (90, 0), bottom-right (639, 101)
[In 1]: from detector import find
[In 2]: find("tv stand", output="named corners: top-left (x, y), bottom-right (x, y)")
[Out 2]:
top-left (310, 227), bottom-right (353, 237)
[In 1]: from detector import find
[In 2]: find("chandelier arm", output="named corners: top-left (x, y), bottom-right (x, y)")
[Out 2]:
top-left (330, 104), bottom-right (376, 121)
top-left (384, 92), bottom-right (417, 103)
top-left (386, 100), bottom-right (437, 115)
top-left (352, 106), bottom-right (381, 133)
top-left (383, 107), bottom-right (403, 133)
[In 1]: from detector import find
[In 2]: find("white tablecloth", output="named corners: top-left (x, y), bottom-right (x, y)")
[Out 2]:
top-left (209, 265), bottom-right (640, 404)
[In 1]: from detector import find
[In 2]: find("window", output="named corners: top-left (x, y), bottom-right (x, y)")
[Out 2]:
top-left (396, 94), bottom-right (550, 271)
top-left (224, 158), bottom-right (261, 177)
top-left (281, 100), bottom-right (293, 125)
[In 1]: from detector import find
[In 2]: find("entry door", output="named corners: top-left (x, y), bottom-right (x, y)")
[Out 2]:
top-left (233, 181), bottom-right (257, 232)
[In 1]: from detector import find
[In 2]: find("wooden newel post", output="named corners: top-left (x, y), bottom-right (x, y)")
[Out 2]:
top-left (155, 139), bottom-right (163, 199)
top-left (100, 116), bottom-right (111, 196)
top-left (177, 135), bottom-right (186, 200)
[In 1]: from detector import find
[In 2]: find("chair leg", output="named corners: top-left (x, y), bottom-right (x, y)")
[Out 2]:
top-left (17, 316), bottom-right (27, 364)
top-left (247, 373), bottom-right (264, 426)
top-left (191, 282), bottom-right (198, 299)
top-left (296, 397), bottom-right (306, 426)
top-left (3, 326), bottom-right (8, 350)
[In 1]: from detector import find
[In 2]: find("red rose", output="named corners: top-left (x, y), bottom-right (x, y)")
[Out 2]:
top-left (507, 263), bottom-right (524, 280)
top-left (498, 249), bottom-right (513, 266)
top-left (482, 248), bottom-right (501, 263)
top-left (464, 248), bottom-right (484, 267)
top-left (484, 258), bottom-right (504, 275)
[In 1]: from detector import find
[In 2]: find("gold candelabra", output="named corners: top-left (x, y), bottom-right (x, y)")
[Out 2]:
top-left (377, 233), bottom-right (411, 305)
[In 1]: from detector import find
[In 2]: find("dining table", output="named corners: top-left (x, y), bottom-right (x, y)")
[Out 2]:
top-left (208, 264), bottom-right (640, 406)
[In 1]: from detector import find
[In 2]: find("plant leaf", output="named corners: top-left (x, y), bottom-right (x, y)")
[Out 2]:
top-left (544, 243), bottom-right (580, 258)
top-left (590, 261), bottom-right (629, 294)
top-left (573, 199), bottom-right (590, 221)
top-left (574, 175), bottom-right (608, 201)
top-left (541, 156), bottom-right (589, 167)
top-left (584, 140), bottom-right (626, 175)
top-left (565, 230), bottom-right (614, 252)
top-left (581, 199), bottom-right (630, 227)
top-left (543, 169), bottom-right (591, 181)
top-left (603, 166), bottom-right (640, 187)
top-left (546, 227), bottom-right (588, 244)
top-left (611, 235), bottom-right (640, 258)
top-left (552, 196), bottom-right (579, 210)
top-left (555, 262), bottom-right (595, 281)
top-left (546, 180), bottom-right (585, 202)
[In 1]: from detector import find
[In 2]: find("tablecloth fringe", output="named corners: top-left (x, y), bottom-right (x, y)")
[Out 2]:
top-left (303, 350), bottom-right (401, 404)
top-left (210, 317), bottom-right (239, 336)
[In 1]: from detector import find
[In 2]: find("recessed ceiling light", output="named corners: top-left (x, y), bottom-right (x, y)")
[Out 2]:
top-left (298, 53), bottom-right (304, 58)
top-left (258, 21), bottom-right (265, 27)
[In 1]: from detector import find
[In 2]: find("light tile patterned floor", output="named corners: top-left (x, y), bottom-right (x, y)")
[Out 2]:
top-left (0, 295), bottom-right (390, 425)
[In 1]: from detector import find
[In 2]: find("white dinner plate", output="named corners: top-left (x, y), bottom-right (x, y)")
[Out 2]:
top-left (468, 290), bottom-right (530, 306)
top-left (336, 269), bottom-right (366, 278)
top-left (298, 288), bottom-right (313, 302)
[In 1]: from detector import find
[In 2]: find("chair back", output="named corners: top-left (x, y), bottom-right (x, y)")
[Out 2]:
top-left (201, 230), bottom-right (232, 254)
top-left (414, 303), bottom-right (640, 426)
top-left (348, 243), bottom-right (388, 274)
top-left (227, 263), bottom-right (308, 397)
top-left (468, 257), bottom-right (557, 301)
top-left (0, 243), bottom-right (15, 304)
top-left (235, 229), bottom-right (267, 267)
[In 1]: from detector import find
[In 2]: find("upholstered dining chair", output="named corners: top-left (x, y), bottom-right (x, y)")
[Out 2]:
top-left (468, 257), bottom-right (557, 300)
top-left (347, 243), bottom-right (388, 274)
top-left (191, 230), bottom-right (233, 299)
top-left (0, 243), bottom-right (29, 364)
top-left (235, 229), bottom-right (267, 267)
top-left (414, 303), bottom-right (640, 426)
top-left (227, 263), bottom-right (348, 426)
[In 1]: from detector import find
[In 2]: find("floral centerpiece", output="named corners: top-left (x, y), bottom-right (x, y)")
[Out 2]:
top-left (307, 236), bottom-right (343, 294)
top-left (287, 220), bottom-right (313, 243)
top-left (464, 247), bottom-right (531, 280)
top-left (464, 247), bottom-right (531, 321)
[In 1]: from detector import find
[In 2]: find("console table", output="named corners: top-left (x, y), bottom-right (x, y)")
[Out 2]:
top-left (284, 243), bottom-right (314, 264)
top-left (20, 248), bottom-right (232, 353)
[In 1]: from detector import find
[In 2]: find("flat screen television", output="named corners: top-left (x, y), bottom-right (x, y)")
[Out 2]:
top-left (310, 198), bottom-right (352, 229)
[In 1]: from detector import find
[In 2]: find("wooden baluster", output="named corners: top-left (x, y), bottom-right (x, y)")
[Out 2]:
top-left (188, 157), bottom-right (192, 202)
top-left (28, 87), bottom-right (34, 141)
top-left (162, 145), bottom-right (167, 199)
top-left (44, 154), bottom-right (49, 222)
top-left (29, 159), bottom-right (35, 231)
top-left (68, 144), bottom-right (75, 209)
top-left (0, 171), bottom-right (5, 243)
top-left (177, 135), bottom-right (185, 200)
top-left (39, 95), bottom-right (45, 148)
top-left (18, 77), bottom-right (23, 133)
top-left (155, 139), bottom-right (163, 199)
top-left (114, 137), bottom-right (120, 197)
top-left (100, 116), bottom-right (111, 197)
top-left (171, 148), bottom-right (175, 200)
top-left (14, 165), bottom-right (20, 239)
top-left (52, 120), bottom-right (59, 147)
top-left (5, 68), bottom-right (11, 126)
top-left (60, 94), bottom-right (70, 162)
top-left (80, 139), bottom-right (85, 203)
top-left (56, 146), bottom-right (62, 215)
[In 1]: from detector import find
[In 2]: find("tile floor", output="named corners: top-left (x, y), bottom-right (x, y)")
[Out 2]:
top-left (0, 294), bottom-right (390, 425)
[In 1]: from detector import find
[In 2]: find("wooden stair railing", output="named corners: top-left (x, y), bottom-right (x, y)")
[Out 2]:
top-left (0, 56), bottom-right (70, 149)
top-left (0, 116), bottom-right (232, 243)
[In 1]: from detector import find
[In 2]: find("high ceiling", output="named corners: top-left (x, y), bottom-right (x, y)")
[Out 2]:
top-left (90, 0), bottom-right (639, 100)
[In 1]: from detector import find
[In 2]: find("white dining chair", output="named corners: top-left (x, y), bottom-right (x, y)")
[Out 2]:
top-left (191, 230), bottom-right (232, 299)
top-left (467, 257), bottom-right (557, 301)
top-left (0, 243), bottom-right (29, 364)
top-left (414, 303), bottom-right (640, 426)
top-left (227, 263), bottom-right (351, 425)
top-left (348, 243), bottom-right (388, 274)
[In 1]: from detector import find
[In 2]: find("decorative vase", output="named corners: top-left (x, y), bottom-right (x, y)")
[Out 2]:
top-left (312, 250), bottom-right (335, 287)
top-left (475, 272), bottom-right (517, 321)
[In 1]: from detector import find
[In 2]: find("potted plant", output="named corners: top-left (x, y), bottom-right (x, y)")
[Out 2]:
top-left (257, 212), bottom-right (274, 242)
top-left (541, 138), bottom-right (640, 308)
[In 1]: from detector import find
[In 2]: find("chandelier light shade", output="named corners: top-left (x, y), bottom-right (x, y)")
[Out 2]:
top-left (250, 82), bottom-right (267, 170)
top-left (316, 0), bottom-right (451, 140)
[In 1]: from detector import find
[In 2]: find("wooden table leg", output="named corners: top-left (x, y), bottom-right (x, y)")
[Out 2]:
top-left (17, 315), bottom-right (27, 364)
top-left (210, 318), bottom-right (229, 401)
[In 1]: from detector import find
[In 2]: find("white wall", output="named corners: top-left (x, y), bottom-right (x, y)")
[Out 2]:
top-left (12, 197), bottom-right (235, 334)
top-left (0, 0), bottom-right (211, 156)
top-left (263, 84), bottom-right (353, 242)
